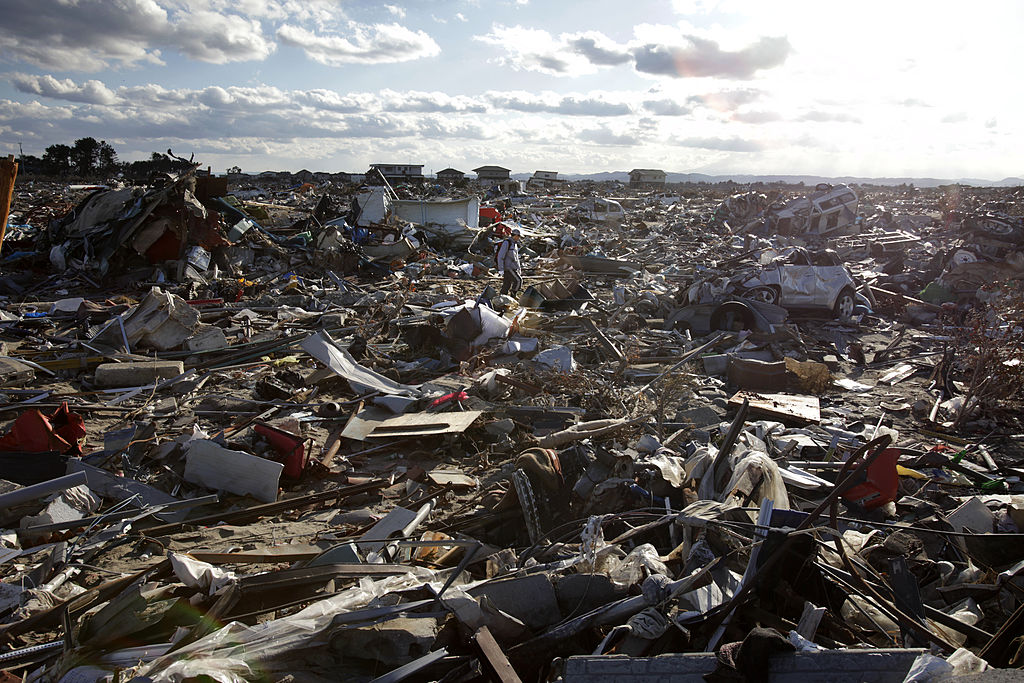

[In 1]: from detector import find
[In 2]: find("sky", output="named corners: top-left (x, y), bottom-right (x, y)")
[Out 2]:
top-left (0, 0), bottom-right (1021, 180)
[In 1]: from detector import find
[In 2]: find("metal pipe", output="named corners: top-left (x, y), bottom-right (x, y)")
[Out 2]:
top-left (0, 471), bottom-right (87, 510)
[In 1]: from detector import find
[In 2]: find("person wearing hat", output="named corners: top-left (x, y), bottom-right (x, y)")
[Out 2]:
top-left (496, 228), bottom-right (523, 296)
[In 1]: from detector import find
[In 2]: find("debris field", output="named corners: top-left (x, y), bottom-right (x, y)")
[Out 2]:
top-left (0, 158), bottom-right (1023, 682)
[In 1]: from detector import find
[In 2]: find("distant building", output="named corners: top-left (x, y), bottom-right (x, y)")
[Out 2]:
top-left (629, 169), bottom-right (667, 189)
top-left (436, 168), bottom-right (466, 183)
top-left (472, 165), bottom-right (511, 183)
top-left (369, 163), bottom-right (425, 183)
top-left (527, 170), bottom-right (564, 191)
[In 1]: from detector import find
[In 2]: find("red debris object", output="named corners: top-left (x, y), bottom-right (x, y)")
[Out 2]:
top-left (429, 391), bottom-right (469, 411)
top-left (254, 422), bottom-right (307, 478)
top-left (842, 447), bottom-right (900, 510)
top-left (0, 402), bottom-right (86, 455)
top-left (480, 207), bottom-right (502, 224)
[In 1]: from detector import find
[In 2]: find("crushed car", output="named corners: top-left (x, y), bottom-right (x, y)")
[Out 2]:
top-left (721, 183), bottom-right (860, 237)
top-left (681, 247), bottom-right (865, 330)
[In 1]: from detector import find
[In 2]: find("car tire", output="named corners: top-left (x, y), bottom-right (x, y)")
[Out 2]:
top-left (745, 286), bottom-right (779, 305)
top-left (833, 287), bottom-right (856, 320)
top-left (711, 301), bottom-right (755, 331)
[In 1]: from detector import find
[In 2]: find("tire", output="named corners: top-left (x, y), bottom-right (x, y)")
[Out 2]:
top-left (711, 301), bottom-right (755, 331)
top-left (745, 286), bottom-right (779, 305)
top-left (833, 287), bottom-right (856, 320)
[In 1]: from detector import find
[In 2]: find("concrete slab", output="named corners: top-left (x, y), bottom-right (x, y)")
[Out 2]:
top-left (94, 360), bottom-right (184, 387)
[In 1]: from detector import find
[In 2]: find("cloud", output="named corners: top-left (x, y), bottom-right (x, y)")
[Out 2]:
top-left (731, 110), bottom-right (781, 123)
top-left (690, 88), bottom-right (762, 110)
top-left (632, 35), bottom-right (790, 79)
top-left (0, 1), bottom-right (448, 71)
top-left (678, 136), bottom-right (765, 152)
top-left (10, 73), bottom-right (117, 105)
top-left (277, 22), bottom-right (440, 65)
top-left (578, 127), bottom-right (639, 146)
top-left (566, 33), bottom-right (631, 66)
top-left (799, 110), bottom-right (861, 123)
top-left (379, 89), bottom-right (488, 114)
top-left (478, 24), bottom-right (791, 79)
top-left (169, 10), bottom-right (275, 63)
top-left (454, 13), bottom-right (468, 22)
top-left (941, 112), bottom-right (968, 124)
top-left (477, 25), bottom-right (592, 75)
top-left (0, 0), bottom-right (276, 70)
top-left (643, 99), bottom-right (692, 116)
top-left (487, 91), bottom-right (631, 116)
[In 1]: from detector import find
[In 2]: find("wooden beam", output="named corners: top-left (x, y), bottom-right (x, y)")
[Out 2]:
top-left (0, 154), bottom-right (18, 252)
top-left (474, 626), bottom-right (523, 683)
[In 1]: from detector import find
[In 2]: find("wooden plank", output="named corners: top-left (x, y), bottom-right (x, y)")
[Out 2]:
top-left (880, 363), bottom-right (916, 385)
top-left (727, 390), bottom-right (820, 424)
top-left (473, 626), bottom-right (523, 683)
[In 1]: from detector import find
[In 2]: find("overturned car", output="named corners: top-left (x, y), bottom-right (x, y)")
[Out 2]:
top-left (721, 183), bottom-right (860, 237)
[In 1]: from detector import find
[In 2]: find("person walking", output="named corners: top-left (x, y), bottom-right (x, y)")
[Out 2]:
top-left (497, 228), bottom-right (523, 296)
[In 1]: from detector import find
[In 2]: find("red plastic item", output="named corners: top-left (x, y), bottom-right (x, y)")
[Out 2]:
top-left (842, 447), bottom-right (900, 510)
top-left (429, 391), bottom-right (469, 410)
top-left (254, 423), bottom-right (307, 478)
top-left (0, 402), bottom-right (86, 455)
top-left (480, 207), bottom-right (502, 223)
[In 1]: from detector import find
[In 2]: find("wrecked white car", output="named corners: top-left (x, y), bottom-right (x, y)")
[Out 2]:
top-left (772, 183), bottom-right (859, 236)
top-left (574, 197), bottom-right (626, 223)
top-left (741, 247), bottom-right (860, 318)
top-left (723, 183), bottom-right (859, 237)
top-left (686, 248), bottom-right (862, 322)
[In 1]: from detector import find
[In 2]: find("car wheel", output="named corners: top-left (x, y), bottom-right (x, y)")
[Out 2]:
top-left (745, 286), bottom-right (779, 305)
top-left (833, 287), bottom-right (856, 320)
top-left (711, 301), bottom-right (755, 331)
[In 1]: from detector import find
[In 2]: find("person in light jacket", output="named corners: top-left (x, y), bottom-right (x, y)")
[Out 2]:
top-left (497, 228), bottom-right (523, 296)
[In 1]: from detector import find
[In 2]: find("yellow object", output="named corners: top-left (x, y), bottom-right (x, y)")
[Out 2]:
top-left (896, 465), bottom-right (927, 480)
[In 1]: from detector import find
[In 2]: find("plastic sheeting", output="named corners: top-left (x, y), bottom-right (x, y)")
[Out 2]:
top-left (133, 569), bottom-right (437, 681)
top-left (301, 330), bottom-right (421, 398)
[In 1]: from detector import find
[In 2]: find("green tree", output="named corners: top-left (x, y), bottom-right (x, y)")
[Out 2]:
top-left (42, 143), bottom-right (73, 176)
top-left (97, 141), bottom-right (118, 174)
top-left (71, 137), bottom-right (101, 176)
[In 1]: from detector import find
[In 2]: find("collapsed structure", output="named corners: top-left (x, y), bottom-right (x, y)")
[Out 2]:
top-left (0, 163), bottom-right (1022, 682)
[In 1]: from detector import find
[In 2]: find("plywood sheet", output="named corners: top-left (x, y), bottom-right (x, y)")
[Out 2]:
top-left (727, 391), bottom-right (820, 424)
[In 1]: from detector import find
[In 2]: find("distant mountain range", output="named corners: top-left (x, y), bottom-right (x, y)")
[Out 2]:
top-left (510, 171), bottom-right (1024, 188)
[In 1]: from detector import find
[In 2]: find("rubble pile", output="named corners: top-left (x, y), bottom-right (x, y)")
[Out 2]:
top-left (0, 166), bottom-right (1022, 682)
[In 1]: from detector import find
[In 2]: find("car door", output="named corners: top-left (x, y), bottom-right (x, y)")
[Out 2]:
top-left (779, 264), bottom-right (819, 306)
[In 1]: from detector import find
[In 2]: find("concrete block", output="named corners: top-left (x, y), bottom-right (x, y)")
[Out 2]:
top-left (185, 325), bottom-right (228, 352)
top-left (94, 360), bottom-right (184, 387)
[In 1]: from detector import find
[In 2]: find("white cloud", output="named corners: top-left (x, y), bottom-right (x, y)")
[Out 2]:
top-left (486, 91), bottom-right (632, 116)
top-left (0, 0), bottom-right (279, 70)
top-left (454, 13), bottom-right (467, 22)
top-left (478, 23), bottom-right (791, 79)
top-left (10, 73), bottom-right (117, 105)
top-left (384, 4), bottom-right (406, 19)
top-left (277, 22), bottom-right (440, 65)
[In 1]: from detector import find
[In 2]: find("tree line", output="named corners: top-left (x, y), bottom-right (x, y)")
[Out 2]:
top-left (19, 138), bottom-right (193, 180)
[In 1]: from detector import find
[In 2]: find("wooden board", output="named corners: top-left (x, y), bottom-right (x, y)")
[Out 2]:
top-left (366, 410), bottom-right (482, 438)
top-left (880, 363), bottom-right (917, 385)
top-left (727, 391), bottom-right (820, 424)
